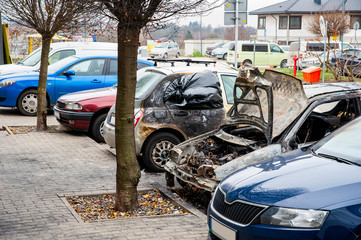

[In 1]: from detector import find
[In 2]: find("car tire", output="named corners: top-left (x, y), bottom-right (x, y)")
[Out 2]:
top-left (280, 59), bottom-right (287, 68)
top-left (91, 113), bottom-right (107, 143)
top-left (17, 89), bottom-right (38, 116)
top-left (163, 53), bottom-right (168, 59)
top-left (222, 53), bottom-right (227, 60)
top-left (176, 52), bottom-right (180, 58)
top-left (243, 59), bottom-right (252, 66)
top-left (143, 132), bottom-right (181, 172)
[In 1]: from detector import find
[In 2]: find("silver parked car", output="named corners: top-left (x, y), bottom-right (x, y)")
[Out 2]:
top-left (149, 42), bottom-right (180, 58)
top-left (211, 42), bottom-right (234, 60)
top-left (103, 64), bottom-right (238, 171)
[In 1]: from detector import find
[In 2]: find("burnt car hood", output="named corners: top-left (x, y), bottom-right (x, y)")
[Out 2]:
top-left (227, 66), bottom-right (309, 142)
top-left (57, 86), bottom-right (116, 103)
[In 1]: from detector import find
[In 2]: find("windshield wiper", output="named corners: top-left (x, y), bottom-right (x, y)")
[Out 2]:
top-left (316, 152), bottom-right (361, 166)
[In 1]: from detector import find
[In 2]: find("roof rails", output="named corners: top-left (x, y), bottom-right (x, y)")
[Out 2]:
top-left (148, 58), bottom-right (216, 67)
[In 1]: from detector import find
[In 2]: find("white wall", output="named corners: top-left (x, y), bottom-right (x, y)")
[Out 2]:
top-left (184, 40), bottom-right (227, 56)
top-left (256, 14), bottom-right (361, 44)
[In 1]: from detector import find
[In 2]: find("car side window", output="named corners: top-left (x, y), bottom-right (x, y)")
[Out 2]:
top-left (49, 50), bottom-right (76, 65)
top-left (109, 59), bottom-right (117, 75)
top-left (68, 59), bottom-right (105, 76)
top-left (295, 98), bottom-right (360, 145)
top-left (221, 75), bottom-right (236, 104)
top-left (255, 45), bottom-right (268, 52)
top-left (270, 44), bottom-right (283, 53)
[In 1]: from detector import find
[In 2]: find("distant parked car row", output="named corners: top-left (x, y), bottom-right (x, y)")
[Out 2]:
top-left (209, 41), bottom-right (288, 68)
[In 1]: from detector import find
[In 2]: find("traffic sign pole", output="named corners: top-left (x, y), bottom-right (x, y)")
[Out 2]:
top-left (234, 0), bottom-right (239, 68)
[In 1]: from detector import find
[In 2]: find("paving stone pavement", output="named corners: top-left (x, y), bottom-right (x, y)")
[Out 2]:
top-left (0, 108), bottom-right (208, 239)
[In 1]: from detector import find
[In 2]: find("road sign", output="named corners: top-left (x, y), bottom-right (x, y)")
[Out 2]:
top-left (224, 0), bottom-right (247, 25)
top-left (224, 0), bottom-right (247, 12)
top-left (320, 16), bottom-right (326, 37)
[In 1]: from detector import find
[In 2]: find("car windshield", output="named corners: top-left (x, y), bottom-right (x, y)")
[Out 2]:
top-left (155, 43), bottom-right (168, 48)
top-left (135, 71), bottom-right (166, 99)
top-left (222, 42), bottom-right (233, 49)
top-left (311, 117), bottom-right (361, 165)
top-left (18, 48), bottom-right (51, 66)
top-left (47, 56), bottom-right (79, 75)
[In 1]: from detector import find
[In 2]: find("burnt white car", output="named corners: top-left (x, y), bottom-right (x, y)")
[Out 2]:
top-left (103, 64), bottom-right (239, 172)
top-left (164, 66), bottom-right (361, 192)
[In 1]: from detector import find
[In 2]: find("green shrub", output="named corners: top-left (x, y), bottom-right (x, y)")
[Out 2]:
top-left (192, 50), bottom-right (202, 57)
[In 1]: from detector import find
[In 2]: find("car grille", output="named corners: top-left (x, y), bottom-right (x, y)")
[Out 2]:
top-left (56, 101), bottom-right (65, 109)
top-left (212, 188), bottom-right (266, 225)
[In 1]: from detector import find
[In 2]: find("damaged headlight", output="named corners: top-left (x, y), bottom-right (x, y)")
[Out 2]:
top-left (65, 103), bottom-right (83, 110)
top-left (0, 80), bottom-right (16, 87)
top-left (260, 207), bottom-right (328, 228)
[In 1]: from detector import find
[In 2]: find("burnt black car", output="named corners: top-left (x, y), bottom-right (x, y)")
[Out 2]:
top-left (165, 65), bottom-right (361, 192)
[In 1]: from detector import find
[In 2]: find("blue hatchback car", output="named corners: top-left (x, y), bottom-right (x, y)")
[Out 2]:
top-left (208, 117), bottom-right (361, 240)
top-left (0, 54), bottom-right (152, 115)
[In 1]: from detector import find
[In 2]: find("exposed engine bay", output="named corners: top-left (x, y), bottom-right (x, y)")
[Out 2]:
top-left (176, 125), bottom-right (268, 179)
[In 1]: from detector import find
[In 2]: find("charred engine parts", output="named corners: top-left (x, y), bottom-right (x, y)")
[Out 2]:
top-left (179, 138), bottom-right (251, 179)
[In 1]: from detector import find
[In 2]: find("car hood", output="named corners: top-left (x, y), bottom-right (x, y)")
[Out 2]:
top-left (57, 86), bottom-right (116, 103)
top-left (212, 48), bottom-right (227, 54)
top-left (0, 64), bottom-right (36, 75)
top-left (221, 149), bottom-right (361, 210)
top-left (227, 66), bottom-right (309, 143)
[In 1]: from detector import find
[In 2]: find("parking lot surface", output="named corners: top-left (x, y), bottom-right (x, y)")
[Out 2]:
top-left (0, 108), bottom-right (208, 240)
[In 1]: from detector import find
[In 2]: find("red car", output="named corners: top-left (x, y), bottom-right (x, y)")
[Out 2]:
top-left (54, 86), bottom-right (116, 142)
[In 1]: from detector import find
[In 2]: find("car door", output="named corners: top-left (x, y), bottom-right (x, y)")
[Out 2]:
top-left (104, 59), bottom-right (118, 86)
top-left (269, 44), bottom-right (285, 66)
top-left (54, 58), bottom-right (106, 100)
top-left (255, 44), bottom-right (269, 66)
top-left (164, 72), bottom-right (225, 138)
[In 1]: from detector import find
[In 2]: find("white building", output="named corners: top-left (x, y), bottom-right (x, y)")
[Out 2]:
top-left (249, 0), bottom-right (361, 45)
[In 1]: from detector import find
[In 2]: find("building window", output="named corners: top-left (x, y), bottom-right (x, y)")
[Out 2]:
top-left (258, 16), bottom-right (266, 29)
top-left (279, 16), bottom-right (288, 29)
top-left (351, 15), bottom-right (361, 29)
top-left (289, 16), bottom-right (302, 29)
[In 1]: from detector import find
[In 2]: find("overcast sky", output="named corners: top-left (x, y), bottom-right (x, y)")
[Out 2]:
top-left (179, 0), bottom-right (285, 28)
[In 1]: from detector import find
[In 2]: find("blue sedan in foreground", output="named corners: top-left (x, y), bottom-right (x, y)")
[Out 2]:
top-left (0, 54), bottom-right (152, 115)
top-left (208, 117), bottom-right (361, 240)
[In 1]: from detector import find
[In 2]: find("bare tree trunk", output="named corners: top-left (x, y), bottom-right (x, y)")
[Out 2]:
top-left (114, 26), bottom-right (141, 211)
top-left (36, 36), bottom-right (52, 131)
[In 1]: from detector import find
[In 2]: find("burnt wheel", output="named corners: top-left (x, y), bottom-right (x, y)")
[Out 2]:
top-left (17, 89), bottom-right (38, 116)
top-left (143, 132), bottom-right (181, 172)
top-left (91, 113), bottom-right (107, 143)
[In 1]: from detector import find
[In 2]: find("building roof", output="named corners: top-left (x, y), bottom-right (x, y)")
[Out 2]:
top-left (249, 0), bottom-right (361, 15)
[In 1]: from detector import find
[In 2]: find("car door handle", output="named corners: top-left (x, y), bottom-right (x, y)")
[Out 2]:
top-left (173, 110), bottom-right (188, 116)
top-left (91, 79), bottom-right (102, 83)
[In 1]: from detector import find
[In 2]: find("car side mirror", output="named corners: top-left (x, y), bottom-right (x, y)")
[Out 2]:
top-left (168, 46), bottom-right (172, 49)
top-left (64, 70), bottom-right (75, 76)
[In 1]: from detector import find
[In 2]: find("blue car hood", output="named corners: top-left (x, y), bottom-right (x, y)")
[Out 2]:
top-left (221, 149), bottom-right (361, 210)
top-left (0, 71), bottom-right (39, 81)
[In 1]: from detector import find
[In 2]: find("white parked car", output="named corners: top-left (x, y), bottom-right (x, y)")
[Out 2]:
top-left (149, 42), bottom-right (180, 58)
top-left (0, 41), bottom-right (117, 75)
top-left (211, 42), bottom-right (234, 60)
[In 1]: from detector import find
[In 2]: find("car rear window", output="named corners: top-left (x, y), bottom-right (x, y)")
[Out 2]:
top-left (135, 71), bottom-right (166, 99)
